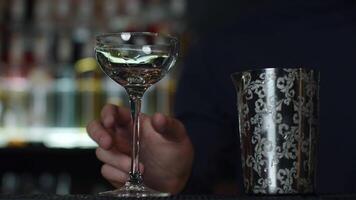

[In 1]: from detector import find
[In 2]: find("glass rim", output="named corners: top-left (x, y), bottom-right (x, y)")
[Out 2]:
top-left (95, 32), bottom-right (179, 45)
top-left (231, 67), bottom-right (320, 77)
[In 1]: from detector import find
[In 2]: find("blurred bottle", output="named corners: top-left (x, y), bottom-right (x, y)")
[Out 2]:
top-left (0, 1), bottom-right (6, 24)
top-left (9, 0), bottom-right (26, 25)
top-left (102, 76), bottom-right (127, 108)
top-left (125, 0), bottom-right (141, 16)
top-left (75, 0), bottom-right (94, 27)
top-left (101, 0), bottom-right (123, 31)
top-left (144, 0), bottom-right (167, 30)
top-left (0, 37), bottom-right (3, 74)
top-left (156, 74), bottom-right (176, 115)
top-left (170, 0), bottom-right (186, 19)
top-left (141, 85), bottom-right (157, 115)
top-left (38, 172), bottom-right (56, 194)
top-left (74, 30), bottom-right (103, 127)
top-left (2, 33), bottom-right (29, 131)
top-left (19, 173), bottom-right (37, 194)
top-left (33, 0), bottom-right (52, 31)
top-left (169, 0), bottom-right (187, 35)
top-left (0, 1), bottom-right (5, 55)
top-left (75, 59), bottom-right (103, 127)
top-left (0, 1), bottom-right (5, 127)
top-left (0, 78), bottom-right (4, 127)
top-left (53, 32), bottom-right (76, 127)
top-left (56, 172), bottom-right (71, 195)
top-left (1, 172), bottom-right (19, 194)
top-left (6, 32), bottom-right (27, 77)
top-left (0, 14), bottom-right (8, 78)
top-left (28, 33), bottom-right (53, 127)
top-left (102, 0), bottom-right (119, 19)
top-left (54, 0), bottom-right (72, 29)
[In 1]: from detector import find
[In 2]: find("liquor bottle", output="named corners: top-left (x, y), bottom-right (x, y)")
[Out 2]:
top-left (9, 0), bottom-right (26, 25)
top-left (1, 172), bottom-right (19, 194)
top-left (141, 85), bottom-right (157, 115)
top-left (0, 20), bottom-right (3, 125)
top-left (76, 0), bottom-right (94, 26)
top-left (0, 63), bottom-right (4, 127)
top-left (33, 0), bottom-right (52, 31)
top-left (54, 0), bottom-right (71, 29)
top-left (170, 0), bottom-right (186, 18)
top-left (2, 32), bottom-right (29, 145)
top-left (28, 33), bottom-right (53, 127)
top-left (156, 74), bottom-right (174, 115)
top-left (53, 32), bottom-right (76, 127)
top-left (0, 1), bottom-right (6, 23)
top-left (125, 0), bottom-right (141, 16)
top-left (103, 76), bottom-right (127, 108)
top-left (74, 31), bottom-right (103, 127)
top-left (102, 0), bottom-right (120, 31)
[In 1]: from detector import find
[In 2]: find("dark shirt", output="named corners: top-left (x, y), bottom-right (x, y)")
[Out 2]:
top-left (175, 0), bottom-right (356, 194)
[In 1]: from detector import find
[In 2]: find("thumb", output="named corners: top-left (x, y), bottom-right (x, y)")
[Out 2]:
top-left (151, 113), bottom-right (187, 142)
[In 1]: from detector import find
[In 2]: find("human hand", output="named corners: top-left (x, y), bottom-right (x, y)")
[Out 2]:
top-left (87, 104), bottom-right (193, 194)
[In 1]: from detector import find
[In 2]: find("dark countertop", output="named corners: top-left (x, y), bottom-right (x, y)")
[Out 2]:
top-left (1, 194), bottom-right (356, 200)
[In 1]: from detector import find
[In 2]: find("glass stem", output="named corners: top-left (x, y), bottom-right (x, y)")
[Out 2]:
top-left (129, 96), bottom-right (143, 185)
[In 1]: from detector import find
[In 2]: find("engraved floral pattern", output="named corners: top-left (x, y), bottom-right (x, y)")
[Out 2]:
top-left (233, 68), bottom-right (319, 194)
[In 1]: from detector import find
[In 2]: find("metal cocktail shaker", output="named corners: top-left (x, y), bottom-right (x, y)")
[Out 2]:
top-left (231, 68), bottom-right (319, 194)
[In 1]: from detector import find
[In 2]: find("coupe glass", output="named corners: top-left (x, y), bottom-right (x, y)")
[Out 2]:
top-left (94, 32), bottom-right (179, 197)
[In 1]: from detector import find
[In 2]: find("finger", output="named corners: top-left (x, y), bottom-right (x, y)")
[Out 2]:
top-left (151, 113), bottom-right (187, 142)
top-left (96, 148), bottom-right (131, 172)
top-left (87, 120), bottom-right (112, 149)
top-left (112, 126), bottom-right (131, 155)
top-left (96, 148), bottom-right (145, 173)
top-left (101, 164), bottom-right (129, 186)
top-left (101, 104), bottom-right (131, 128)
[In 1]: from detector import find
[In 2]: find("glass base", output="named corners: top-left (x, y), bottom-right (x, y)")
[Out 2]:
top-left (99, 182), bottom-right (170, 198)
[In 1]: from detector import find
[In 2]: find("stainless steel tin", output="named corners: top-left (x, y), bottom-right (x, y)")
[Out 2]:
top-left (231, 68), bottom-right (319, 194)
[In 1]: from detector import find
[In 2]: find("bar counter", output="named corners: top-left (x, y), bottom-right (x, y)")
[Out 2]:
top-left (1, 194), bottom-right (356, 200)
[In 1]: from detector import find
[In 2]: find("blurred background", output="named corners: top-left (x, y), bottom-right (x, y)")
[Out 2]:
top-left (1, 0), bottom-right (355, 196)
top-left (0, 0), bottom-right (186, 194)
